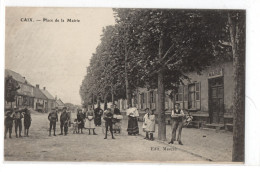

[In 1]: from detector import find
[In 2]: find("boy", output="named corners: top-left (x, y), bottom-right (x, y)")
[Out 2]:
top-left (14, 108), bottom-right (23, 138)
top-left (5, 109), bottom-right (14, 139)
top-left (103, 108), bottom-right (115, 139)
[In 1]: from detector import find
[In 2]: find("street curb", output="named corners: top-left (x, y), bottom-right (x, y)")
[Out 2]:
top-left (136, 132), bottom-right (213, 162)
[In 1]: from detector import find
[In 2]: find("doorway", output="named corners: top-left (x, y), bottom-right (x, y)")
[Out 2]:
top-left (208, 77), bottom-right (224, 124)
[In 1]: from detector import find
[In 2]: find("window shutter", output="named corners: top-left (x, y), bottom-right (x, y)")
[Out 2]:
top-left (195, 82), bottom-right (201, 110)
top-left (154, 90), bottom-right (157, 110)
top-left (183, 85), bottom-right (188, 110)
top-left (165, 93), bottom-right (169, 110)
top-left (144, 92), bottom-right (147, 109)
top-left (148, 91), bottom-right (151, 103)
top-left (138, 93), bottom-right (141, 109)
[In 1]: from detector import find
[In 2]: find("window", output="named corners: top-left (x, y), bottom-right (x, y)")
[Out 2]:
top-left (183, 85), bottom-right (188, 109)
top-left (176, 86), bottom-right (183, 102)
top-left (176, 82), bottom-right (201, 110)
top-left (150, 91), bottom-right (154, 103)
top-left (140, 93), bottom-right (146, 109)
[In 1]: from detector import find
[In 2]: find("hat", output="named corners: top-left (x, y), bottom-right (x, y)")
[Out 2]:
top-left (175, 103), bottom-right (180, 106)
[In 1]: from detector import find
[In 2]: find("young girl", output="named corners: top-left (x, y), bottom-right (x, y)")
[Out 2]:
top-left (143, 108), bottom-right (150, 139)
top-left (144, 109), bottom-right (156, 141)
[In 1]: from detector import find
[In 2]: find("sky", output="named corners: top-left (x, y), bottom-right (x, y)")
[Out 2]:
top-left (5, 7), bottom-right (115, 105)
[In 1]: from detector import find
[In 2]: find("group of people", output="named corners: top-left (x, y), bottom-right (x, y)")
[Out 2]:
top-left (4, 106), bottom-right (32, 139)
top-left (140, 103), bottom-right (190, 145)
top-left (48, 104), bottom-right (123, 140)
top-left (48, 107), bottom-right (71, 136)
top-left (5, 102), bottom-right (191, 145)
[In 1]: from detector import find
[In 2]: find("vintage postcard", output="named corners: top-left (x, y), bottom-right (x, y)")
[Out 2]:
top-left (4, 7), bottom-right (245, 163)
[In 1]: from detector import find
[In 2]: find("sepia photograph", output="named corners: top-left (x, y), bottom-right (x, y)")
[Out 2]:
top-left (4, 7), bottom-right (245, 163)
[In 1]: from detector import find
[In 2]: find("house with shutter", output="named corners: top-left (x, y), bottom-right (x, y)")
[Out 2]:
top-left (117, 60), bottom-right (234, 130)
top-left (33, 84), bottom-right (48, 112)
top-left (40, 87), bottom-right (56, 112)
top-left (5, 69), bottom-right (34, 109)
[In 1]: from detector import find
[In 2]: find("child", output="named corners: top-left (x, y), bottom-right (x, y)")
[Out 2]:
top-left (5, 109), bottom-right (14, 139)
top-left (143, 108), bottom-right (150, 139)
top-left (23, 107), bottom-right (32, 137)
top-left (144, 109), bottom-right (156, 141)
top-left (73, 119), bottom-right (80, 134)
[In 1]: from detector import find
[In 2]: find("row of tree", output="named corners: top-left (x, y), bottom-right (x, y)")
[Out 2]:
top-left (80, 9), bottom-right (245, 161)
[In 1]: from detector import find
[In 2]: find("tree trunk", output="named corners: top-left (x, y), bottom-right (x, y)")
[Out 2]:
top-left (92, 94), bottom-right (95, 109)
top-left (97, 95), bottom-right (101, 107)
top-left (104, 94), bottom-right (108, 110)
top-left (124, 38), bottom-right (132, 108)
top-left (157, 35), bottom-right (166, 141)
top-left (111, 88), bottom-right (115, 105)
top-left (228, 12), bottom-right (245, 162)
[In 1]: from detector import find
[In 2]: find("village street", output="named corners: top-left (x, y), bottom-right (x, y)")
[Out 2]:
top-left (4, 110), bottom-right (232, 162)
top-left (4, 111), bottom-right (206, 162)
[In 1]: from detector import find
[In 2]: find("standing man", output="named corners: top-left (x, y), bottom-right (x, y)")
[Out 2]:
top-left (168, 103), bottom-right (186, 145)
top-left (14, 107), bottom-right (23, 138)
top-left (48, 108), bottom-right (58, 136)
top-left (94, 105), bottom-right (103, 126)
top-left (103, 108), bottom-right (115, 139)
top-left (23, 106), bottom-right (32, 137)
top-left (60, 107), bottom-right (69, 136)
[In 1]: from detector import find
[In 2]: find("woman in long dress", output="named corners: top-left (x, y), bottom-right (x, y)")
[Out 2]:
top-left (126, 104), bottom-right (139, 135)
top-left (85, 106), bottom-right (97, 135)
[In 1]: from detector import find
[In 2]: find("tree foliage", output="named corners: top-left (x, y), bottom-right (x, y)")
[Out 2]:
top-left (5, 75), bottom-right (20, 103)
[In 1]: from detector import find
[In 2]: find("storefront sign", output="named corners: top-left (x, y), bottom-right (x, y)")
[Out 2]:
top-left (208, 68), bottom-right (223, 78)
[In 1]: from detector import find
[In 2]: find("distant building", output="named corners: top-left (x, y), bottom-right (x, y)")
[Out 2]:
top-left (5, 69), bottom-right (34, 108)
top-left (56, 98), bottom-right (65, 111)
top-left (33, 84), bottom-right (48, 112)
top-left (41, 87), bottom-right (56, 112)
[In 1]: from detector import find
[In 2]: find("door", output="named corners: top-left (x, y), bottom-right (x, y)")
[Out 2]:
top-left (209, 77), bottom-right (224, 124)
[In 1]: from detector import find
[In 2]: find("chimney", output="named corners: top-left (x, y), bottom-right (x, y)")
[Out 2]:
top-left (36, 84), bottom-right (39, 88)
top-left (43, 87), bottom-right (46, 90)
top-left (55, 95), bottom-right (57, 100)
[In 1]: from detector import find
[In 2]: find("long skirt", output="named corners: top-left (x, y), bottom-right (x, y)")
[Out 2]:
top-left (127, 116), bottom-right (139, 135)
top-left (78, 119), bottom-right (84, 129)
top-left (94, 116), bottom-right (101, 126)
top-left (85, 119), bottom-right (95, 129)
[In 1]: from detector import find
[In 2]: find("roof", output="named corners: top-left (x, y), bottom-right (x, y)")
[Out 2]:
top-left (41, 89), bottom-right (55, 100)
top-left (5, 69), bottom-right (32, 86)
top-left (33, 87), bottom-right (47, 100)
top-left (56, 99), bottom-right (65, 106)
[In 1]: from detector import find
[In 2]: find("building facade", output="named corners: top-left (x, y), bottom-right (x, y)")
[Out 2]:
top-left (117, 60), bottom-right (234, 129)
top-left (41, 87), bottom-right (56, 112)
top-left (33, 85), bottom-right (48, 112)
top-left (5, 69), bottom-right (34, 109)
